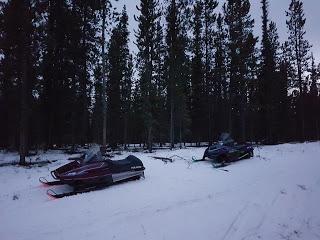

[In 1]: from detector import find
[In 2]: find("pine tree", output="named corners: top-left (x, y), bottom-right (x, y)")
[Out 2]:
top-left (286, 0), bottom-right (311, 140)
top-left (72, 1), bottom-right (102, 145)
top-left (92, 65), bottom-right (104, 144)
top-left (122, 54), bottom-right (133, 148)
top-left (135, 0), bottom-right (160, 151)
top-left (0, 2), bottom-right (4, 147)
top-left (213, 13), bottom-right (229, 138)
top-left (268, 22), bottom-right (280, 68)
top-left (41, 0), bottom-right (72, 147)
top-left (203, 0), bottom-right (218, 144)
top-left (286, 0), bottom-right (311, 94)
top-left (223, 0), bottom-right (258, 141)
top-left (166, 0), bottom-right (191, 148)
top-left (100, 0), bottom-right (112, 150)
top-left (107, 6), bottom-right (131, 148)
top-left (153, 19), bottom-right (167, 144)
top-left (119, 7), bottom-right (133, 148)
top-left (309, 54), bottom-right (319, 139)
top-left (18, 0), bottom-right (34, 164)
top-left (278, 47), bottom-right (290, 142)
top-left (0, 0), bottom-right (36, 163)
top-left (190, 0), bottom-right (204, 143)
top-left (0, 0), bottom-right (21, 150)
top-left (268, 21), bottom-right (282, 142)
top-left (90, 0), bottom-right (113, 149)
top-left (259, 0), bottom-right (280, 143)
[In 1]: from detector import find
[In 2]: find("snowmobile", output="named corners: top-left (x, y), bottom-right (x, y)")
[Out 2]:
top-left (39, 146), bottom-right (145, 198)
top-left (195, 133), bottom-right (254, 168)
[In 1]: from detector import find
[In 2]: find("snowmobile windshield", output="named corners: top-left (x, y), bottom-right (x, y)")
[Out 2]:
top-left (219, 133), bottom-right (231, 142)
top-left (209, 144), bottom-right (221, 150)
top-left (219, 133), bottom-right (234, 146)
top-left (82, 147), bottom-right (103, 164)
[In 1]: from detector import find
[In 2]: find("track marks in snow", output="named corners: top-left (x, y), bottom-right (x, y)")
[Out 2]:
top-left (221, 203), bottom-right (249, 240)
top-left (316, 178), bottom-right (320, 187)
top-left (155, 195), bottom-right (210, 213)
top-left (297, 184), bottom-right (308, 191)
top-left (140, 224), bottom-right (147, 237)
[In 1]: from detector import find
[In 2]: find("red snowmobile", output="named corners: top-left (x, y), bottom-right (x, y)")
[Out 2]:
top-left (39, 147), bottom-right (145, 198)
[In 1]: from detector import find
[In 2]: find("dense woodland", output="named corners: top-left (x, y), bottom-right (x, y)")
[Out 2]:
top-left (0, 0), bottom-right (319, 164)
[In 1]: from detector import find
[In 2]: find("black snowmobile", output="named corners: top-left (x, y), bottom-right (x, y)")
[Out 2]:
top-left (40, 146), bottom-right (145, 198)
top-left (194, 133), bottom-right (254, 168)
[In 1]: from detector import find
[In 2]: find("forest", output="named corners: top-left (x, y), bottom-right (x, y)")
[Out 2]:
top-left (0, 0), bottom-right (319, 164)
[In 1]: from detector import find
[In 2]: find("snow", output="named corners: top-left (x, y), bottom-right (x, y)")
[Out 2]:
top-left (1, 142), bottom-right (320, 240)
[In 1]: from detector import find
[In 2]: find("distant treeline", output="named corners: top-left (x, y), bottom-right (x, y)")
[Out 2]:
top-left (0, 0), bottom-right (319, 163)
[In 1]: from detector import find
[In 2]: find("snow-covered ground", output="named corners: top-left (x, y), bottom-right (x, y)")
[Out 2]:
top-left (1, 142), bottom-right (320, 240)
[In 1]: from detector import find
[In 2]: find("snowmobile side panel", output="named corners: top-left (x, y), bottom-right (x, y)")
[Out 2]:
top-left (112, 170), bottom-right (144, 183)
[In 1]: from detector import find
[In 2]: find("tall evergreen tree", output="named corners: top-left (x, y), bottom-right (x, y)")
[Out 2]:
top-left (153, 19), bottom-right (167, 144)
top-left (224, 0), bottom-right (258, 141)
top-left (190, 0), bottom-right (204, 143)
top-left (0, 0), bottom-right (21, 150)
top-left (91, 0), bottom-right (112, 148)
top-left (213, 13), bottom-right (229, 137)
top-left (41, 0), bottom-right (72, 147)
top-left (119, 7), bottom-right (133, 148)
top-left (122, 54), bottom-right (133, 148)
top-left (135, 0), bottom-right (160, 151)
top-left (259, 0), bottom-right (280, 143)
top-left (0, 0), bottom-right (36, 164)
top-left (166, 0), bottom-right (191, 148)
top-left (107, 6), bottom-right (131, 148)
top-left (100, 0), bottom-right (112, 150)
top-left (286, 0), bottom-right (311, 140)
top-left (92, 65), bottom-right (104, 144)
top-left (277, 46), bottom-right (290, 141)
top-left (203, 0), bottom-right (218, 144)
top-left (268, 21), bottom-right (283, 142)
top-left (0, 3), bottom-right (4, 148)
top-left (308, 54), bottom-right (319, 139)
top-left (71, 1), bottom-right (102, 144)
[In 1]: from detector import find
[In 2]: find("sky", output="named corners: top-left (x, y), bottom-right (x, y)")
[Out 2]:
top-left (113, 0), bottom-right (320, 63)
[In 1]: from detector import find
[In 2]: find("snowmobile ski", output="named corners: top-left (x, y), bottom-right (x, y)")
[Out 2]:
top-left (39, 177), bottom-right (65, 186)
top-left (192, 156), bottom-right (205, 162)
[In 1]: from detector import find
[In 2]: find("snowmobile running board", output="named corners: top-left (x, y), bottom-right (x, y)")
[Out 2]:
top-left (39, 177), bottom-right (65, 186)
top-left (46, 185), bottom-right (108, 198)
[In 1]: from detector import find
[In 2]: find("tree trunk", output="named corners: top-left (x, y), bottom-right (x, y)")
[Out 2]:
top-left (123, 114), bottom-right (128, 150)
top-left (170, 94), bottom-right (174, 149)
top-left (19, 36), bottom-right (29, 165)
top-left (147, 126), bottom-right (152, 153)
top-left (81, 5), bottom-right (88, 145)
top-left (102, 3), bottom-right (107, 151)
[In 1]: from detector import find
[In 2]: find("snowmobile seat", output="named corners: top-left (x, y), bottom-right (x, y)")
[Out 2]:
top-left (111, 155), bottom-right (144, 172)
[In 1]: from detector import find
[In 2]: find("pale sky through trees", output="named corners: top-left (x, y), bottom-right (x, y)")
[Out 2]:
top-left (114, 0), bottom-right (320, 62)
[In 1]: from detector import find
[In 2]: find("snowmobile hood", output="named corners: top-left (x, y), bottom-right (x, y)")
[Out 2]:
top-left (58, 161), bottom-right (111, 180)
